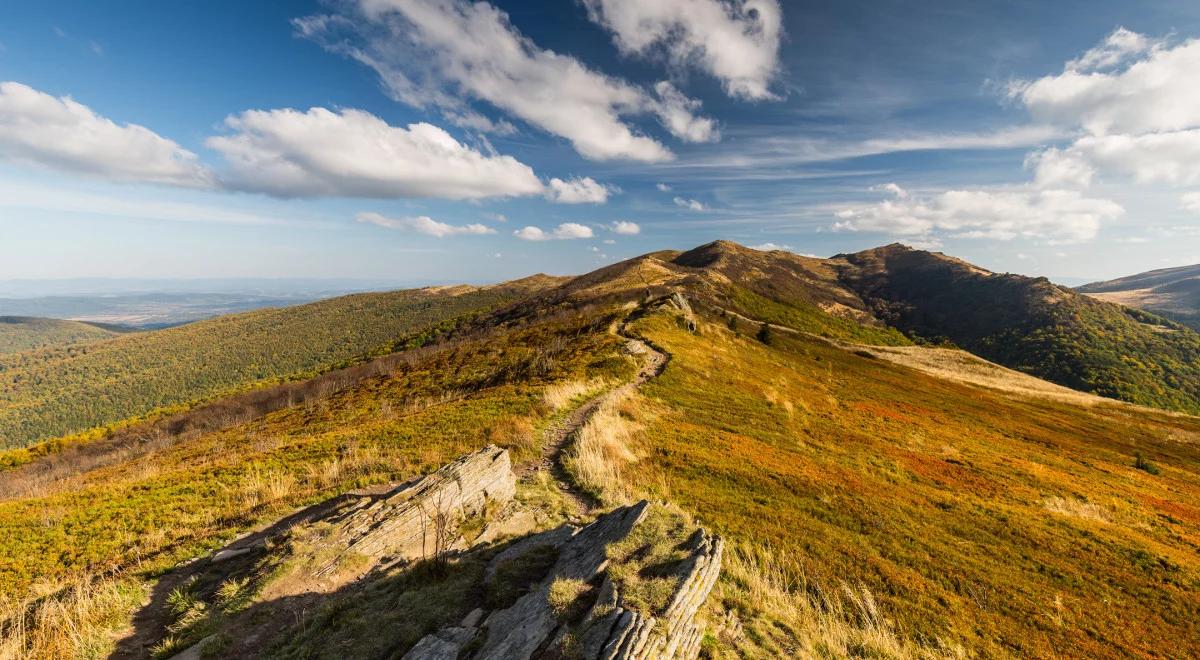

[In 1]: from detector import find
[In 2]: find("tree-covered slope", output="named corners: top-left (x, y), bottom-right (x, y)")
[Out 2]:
top-left (834, 244), bottom-right (1200, 414)
top-left (0, 316), bottom-right (119, 355)
top-left (0, 278), bottom-right (558, 448)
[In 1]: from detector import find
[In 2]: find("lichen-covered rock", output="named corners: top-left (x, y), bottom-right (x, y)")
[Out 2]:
top-left (315, 444), bottom-right (515, 576)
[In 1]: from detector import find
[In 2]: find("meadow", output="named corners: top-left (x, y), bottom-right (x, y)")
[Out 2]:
top-left (614, 309), bottom-right (1200, 656)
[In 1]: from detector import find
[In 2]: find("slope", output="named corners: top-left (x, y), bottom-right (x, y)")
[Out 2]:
top-left (4, 248), bottom-right (1200, 658)
top-left (0, 277), bottom-right (559, 448)
top-left (0, 316), bottom-right (119, 355)
top-left (833, 244), bottom-right (1200, 414)
top-left (1079, 263), bottom-right (1200, 331)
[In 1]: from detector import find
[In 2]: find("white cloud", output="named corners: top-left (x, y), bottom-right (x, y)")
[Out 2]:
top-left (1025, 148), bottom-right (1094, 189)
top-left (833, 184), bottom-right (1122, 244)
top-left (1008, 29), bottom-right (1200, 189)
top-left (514, 222), bottom-right (594, 241)
top-left (1012, 30), bottom-right (1197, 135)
top-left (297, 0), bottom-right (717, 162)
top-left (656, 182), bottom-right (672, 191)
top-left (871, 182), bottom-right (910, 199)
top-left (583, 0), bottom-right (783, 100)
top-left (206, 106), bottom-right (544, 200)
top-left (1064, 27), bottom-right (1157, 73)
top-left (750, 242), bottom-right (790, 251)
top-left (483, 212), bottom-right (507, 222)
top-left (545, 177), bottom-right (613, 204)
top-left (1183, 192), bottom-right (1200, 214)
top-left (610, 220), bottom-right (640, 235)
top-left (357, 212), bottom-right (495, 237)
top-left (674, 196), bottom-right (708, 211)
top-left (0, 81), bottom-right (212, 187)
top-left (653, 81), bottom-right (720, 142)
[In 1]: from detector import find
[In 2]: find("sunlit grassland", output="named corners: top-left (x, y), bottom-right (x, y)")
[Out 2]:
top-left (624, 310), bottom-right (1200, 657)
top-left (0, 308), bottom-right (633, 658)
top-left (0, 282), bottom-right (549, 449)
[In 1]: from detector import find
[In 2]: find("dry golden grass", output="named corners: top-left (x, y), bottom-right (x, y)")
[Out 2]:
top-left (1042, 496), bottom-right (1112, 523)
top-left (562, 389), bottom-right (644, 505)
top-left (0, 574), bottom-right (146, 660)
top-left (838, 342), bottom-right (1128, 408)
top-left (542, 378), bottom-right (609, 411)
top-left (717, 542), bottom-right (964, 659)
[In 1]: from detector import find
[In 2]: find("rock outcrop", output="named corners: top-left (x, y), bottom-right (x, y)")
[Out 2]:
top-left (405, 500), bottom-right (724, 660)
top-left (315, 444), bottom-right (516, 576)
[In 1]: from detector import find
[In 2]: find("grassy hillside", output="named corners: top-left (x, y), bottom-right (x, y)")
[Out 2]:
top-left (4, 243), bottom-right (1200, 658)
top-left (0, 279), bottom-right (557, 448)
top-left (0, 316), bottom-right (118, 355)
top-left (1080, 264), bottom-right (1200, 331)
top-left (835, 245), bottom-right (1200, 414)
top-left (617, 307), bottom-right (1200, 657)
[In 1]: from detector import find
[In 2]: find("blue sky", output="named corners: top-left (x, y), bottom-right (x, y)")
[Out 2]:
top-left (2, 0), bottom-right (1199, 285)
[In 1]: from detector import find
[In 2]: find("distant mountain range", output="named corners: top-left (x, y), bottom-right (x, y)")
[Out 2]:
top-left (1079, 263), bottom-right (1200, 331)
top-left (0, 279), bottom-right (446, 328)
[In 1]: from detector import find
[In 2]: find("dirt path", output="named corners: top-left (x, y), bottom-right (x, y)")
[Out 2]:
top-left (524, 324), bottom-right (668, 516)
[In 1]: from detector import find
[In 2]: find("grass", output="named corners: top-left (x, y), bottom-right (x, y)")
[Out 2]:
top-left (0, 280), bottom-right (550, 448)
top-left (0, 573), bottom-right (147, 660)
top-left (562, 389), bottom-right (645, 505)
top-left (0, 308), bottom-right (631, 603)
top-left (620, 307), bottom-right (1200, 657)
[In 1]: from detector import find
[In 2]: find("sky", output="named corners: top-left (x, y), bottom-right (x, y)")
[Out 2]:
top-left (2, 0), bottom-right (1200, 286)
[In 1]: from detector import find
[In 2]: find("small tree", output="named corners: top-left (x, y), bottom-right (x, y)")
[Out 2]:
top-left (727, 315), bottom-right (738, 333)
top-left (756, 322), bottom-right (773, 345)
top-left (1134, 451), bottom-right (1160, 475)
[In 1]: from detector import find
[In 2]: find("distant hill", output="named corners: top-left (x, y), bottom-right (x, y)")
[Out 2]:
top-left (0, 316), bottom-right (120, 355)
top-left (0, 278), bottom-right (559, 448)
top-left (1078, 264), bottom-right (1200, 331)
top-left (832, 244), bottom-right (1200, 414)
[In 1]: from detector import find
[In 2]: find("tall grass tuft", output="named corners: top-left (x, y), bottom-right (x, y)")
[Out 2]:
top-left (0, 574), bottom-right (146, 660)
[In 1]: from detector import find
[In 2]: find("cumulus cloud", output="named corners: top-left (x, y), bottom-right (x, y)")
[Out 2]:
top-left (674, 196), bottom-right (708, 211)
top-left (0, 81), bottom-right (212, 187)
top-left (1008, 29), bottom-right (1200, 188)
top-left (514, 222), bottom-right (594, 241)
top-left (583, 0), bottom-right (783, 100)
top-left (356, 212), bottom-right (495, 237)
top-left (545, 177), bottom-right (613, 204)
top-left (297, 0), bottom-right (717, 162)
top-left (834, 183), bottom-right (1122, 244)
top-left (610, 220), bottom-right (640, 235)
top-left (656, 182), bottom-right (672, 191)
top-left (750, 242), bottom-right (790, 251)
top-left (206, 106), bottom-right (545, 200)
top-left (1183, 192), bottom-right (1200, 214)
